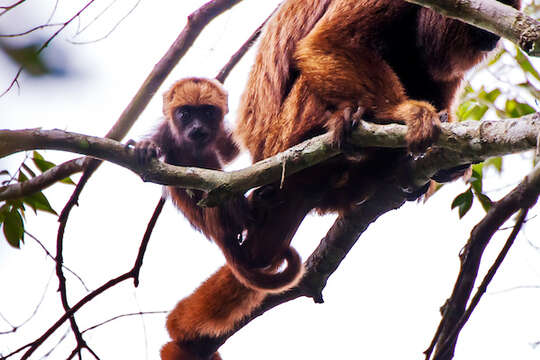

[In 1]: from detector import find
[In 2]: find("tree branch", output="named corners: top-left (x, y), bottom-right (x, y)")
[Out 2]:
top-left (0, 157), bottom-right (85, 201)
top-left (405, 0), bottom-right (540, 56)
top-left (427, 163), bottom-right (540, 360)
top-left (2, 114), bottom-right (539, 203)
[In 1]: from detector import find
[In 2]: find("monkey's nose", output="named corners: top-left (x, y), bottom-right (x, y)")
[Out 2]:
top-left (190, 128), bottom-right (209, 142)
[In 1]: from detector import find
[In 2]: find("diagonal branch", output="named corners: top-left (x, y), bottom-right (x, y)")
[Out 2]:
top-left (427, 163), bottom-right (540, 360)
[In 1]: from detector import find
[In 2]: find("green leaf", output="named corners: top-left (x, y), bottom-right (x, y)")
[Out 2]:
top-left (60, 177), bottom-right (76, 185)
top-left (484, 157), bottom-right (503, 173)
top-left (451, 188), bottom-right (474, 219)
top-left (515, 48), bottom-right (540, 81)
top-left (17, 171), bottom-right (28, 183)
top-left (23, 191), bottom-right (57, 215)
top-left (505, 99), bottom-right (536, 118)
top-left (476, 192), bottom-right (493, 213)
top-left (0, 204), bottom-right (9, 223)
top-left (478, 88), bottom-right (502, 104)
top-left (3, 209), bottom-right (24, 248)
top-left (32, 151), bottom-right (75, 185)
top-left (32, 157), bottom-right (56, 173)
top-left (456, 100), bottom-right (488, 121)
top-left (469, 164), bottom-right (484, 194)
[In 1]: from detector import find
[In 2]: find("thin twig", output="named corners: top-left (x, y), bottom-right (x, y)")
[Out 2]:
top-left (0, 0), bottom-right (26, 16)
top-left (0, 271), bottom-right (54, 335)
top-left (0, 23), bottom-right (64, 38)
top-left (68, 0), bottom-right (142, 45)
top-left (25, 231), bottom-right (89, 291)
top-left (215, 3), bottom-right (278, 83)
top-left (133, 196), bottom-right (165, 287)
top-left (1, 0), bottom-right (97, 96)
top-left (81, 311), bottom-right (167, 334)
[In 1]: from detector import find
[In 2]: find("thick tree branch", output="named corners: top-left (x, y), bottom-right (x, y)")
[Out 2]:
top-left (2, 114), bottom-right (539, 203)
top-left (405, 0), bottom-right (540, 56)
top-left (174, 180), bottom-right (408, 357)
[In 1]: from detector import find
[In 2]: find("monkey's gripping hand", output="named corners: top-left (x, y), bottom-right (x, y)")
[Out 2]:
top-left (326, 102), bottom-right (365, 154)
top-left (129, 139), bottom-right (162, 164)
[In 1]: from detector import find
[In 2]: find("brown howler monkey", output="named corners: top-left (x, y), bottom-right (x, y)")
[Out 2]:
top-left (162, 0), bottom-right (521, 358)
top-left (135, 77), bottom-right (301, 290)
top-left (135, 78), bottom-right (300, 360)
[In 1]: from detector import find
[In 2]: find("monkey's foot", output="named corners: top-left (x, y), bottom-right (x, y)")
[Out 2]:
top-left (393, 100), bottom-right (441, 154)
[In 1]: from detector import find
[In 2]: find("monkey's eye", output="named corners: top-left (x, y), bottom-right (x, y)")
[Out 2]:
top-left (202, 106), bottom-right (218, 118)
top-left (175, 107), bottom-right (189, 120)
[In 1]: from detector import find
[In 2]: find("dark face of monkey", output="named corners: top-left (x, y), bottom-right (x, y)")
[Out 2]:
top-left (173, 104), bottom-right (222, 148)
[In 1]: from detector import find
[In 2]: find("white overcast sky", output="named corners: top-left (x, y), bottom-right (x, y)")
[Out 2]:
top-left (1, 1), bottom-right (540, 359)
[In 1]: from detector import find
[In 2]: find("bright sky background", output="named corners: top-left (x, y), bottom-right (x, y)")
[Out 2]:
top-left (1, 1), bottom-right (540, 359)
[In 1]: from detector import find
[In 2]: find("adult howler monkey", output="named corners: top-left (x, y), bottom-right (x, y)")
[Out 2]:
top-left (162, 1), bottom-right (521, 359)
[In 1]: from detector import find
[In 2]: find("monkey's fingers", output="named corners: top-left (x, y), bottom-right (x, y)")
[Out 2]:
top-left (328, 103), bottom-right (363, 156)
top-left (132, 139), bottom-right (162, 164)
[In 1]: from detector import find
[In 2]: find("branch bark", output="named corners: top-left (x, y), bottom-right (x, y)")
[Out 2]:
top-left (2, 114), bottom-right (539, 203)
top-left (405, 0), bottom-right (540, 56)
top-left (0, 158), bottom-right (85, 201)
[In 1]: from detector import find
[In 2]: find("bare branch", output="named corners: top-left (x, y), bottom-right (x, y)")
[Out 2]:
top-left (0, 23), bottom-right (64, 38)
top-left (405, 0), bottom-right (540, 56)
top-left (432, 208), bottom-right (529, 360)
top-left (0, 0), bottom-right (26, 16)
top-left (1, 114), bottom-right (539, 203)
top-left (215, 3), bottom-right (278, 83)
top-left (67, 0), bottom-right (142, 45)
top-left (132, 196), bottom-right (166, 287)
top-left (25, 231), bottom-right (90, 292)
top-left (427, 163), bottom-right (540, 360)
top-left (81, 311), bottom-right (167, 334)
top-left (1, 0), bottom-right (97, 96)
top-left (16, 206), bottom-right (160, 360)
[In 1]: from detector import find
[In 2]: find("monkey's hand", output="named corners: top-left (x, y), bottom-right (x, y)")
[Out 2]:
top-left (392, 100), bottom-right (442, 154)
top-left (326, 102), bottom-right (365, 154)
top-left (128, 139), bottom-right (162, 164)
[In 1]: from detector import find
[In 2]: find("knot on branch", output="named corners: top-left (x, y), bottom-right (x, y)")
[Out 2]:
top-left (515, 13), bottom-right (540, 54)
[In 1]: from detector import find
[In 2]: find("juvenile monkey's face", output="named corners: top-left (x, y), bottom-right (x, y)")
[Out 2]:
top-left (173, 105), bottom-right (222, 147)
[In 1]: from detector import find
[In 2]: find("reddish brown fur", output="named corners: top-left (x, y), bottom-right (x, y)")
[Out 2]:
top-left (138, 78), bottom-right (302, 359)
top-left (170, 0), bottom-right (521, 353)
top-left (160, 0), bottom-right (521, 357)
top-left (235, 0), bottom-right (521, 278)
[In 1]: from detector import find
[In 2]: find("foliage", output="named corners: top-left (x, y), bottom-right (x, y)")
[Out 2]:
top-left (449, 43), bottom-right (539, 218)
top-left (0, 151), bottom-right (74, 247)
